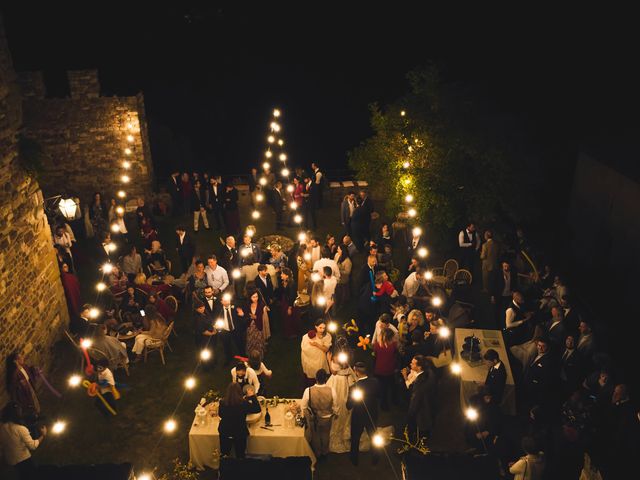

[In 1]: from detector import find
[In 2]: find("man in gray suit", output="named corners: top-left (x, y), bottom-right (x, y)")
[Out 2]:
top-left (480, 230), bottom-right (499, 292)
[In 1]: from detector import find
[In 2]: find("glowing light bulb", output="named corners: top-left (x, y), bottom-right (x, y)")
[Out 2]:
top-left (265, 151), bottom-right (273, 159)
top-left (317, 295), bottom-right (327, 306)
top-left (281, 168), bottom-right (290, 177)
top-left (245, 227), bottom-right (255, 237)
top-left (126, 134), bottom-right (134, 143)
top-left (412, 227), bottom-right (422, 237)
top-left (289, 201), bottom-right (298, 210)
top-left (465, 407), bottom-right (479, 421)
top-left (424, 270), bottom-right (433, 280)
top-left (328, 322), bottom-right (338, 333)
top-left (116, 206), bottom-right (125, 215)
top-left (273, 109), bottom-right (281, 117)
top-left (122, 161), bottom-right (131, 169)
top-left (337, 352), bottom-right (348, 364)
top-left (400, 110), bottom-right (406, 117)
top-left (80, 338), bottom-right (93, 349)
top-left (294, 214), bottom-right (302, 224)
top-left (403, 161), bottom-right (410, 169)
top-left (279, 153), bottom-right (287, 161)
top-left (263, 161), bottom-right (271, 170)
top-left (232, 269), bottom-right (241, 279)
top-left (267, 135), bottom-right (275, 143)
top-left (270, 122), bottom-right (281, 132)
top-left (240, 249), bottom-right (250, 258)
top-left (117, 190), bottom-right (126, 198)
top-left (351, 388), bottom-right (363, 401)
top-left (408, 146), bottom-right (414, 152)
top-left (405, 194), bottom-right (414, 203)
top-left (121, 175), bottom-right (130, 183)
top-left (52, 421), bottom-right (67, 435)
top-left (164, 419), bottom-right (177, 433)
top-left (126, 122), bottom-right (135, 131)
top-left (88, 308), bottom-right (100, 319)
top-left (417, 247), bottom-right (428, 258)
top-left (408, 208), bottom-right (417, 218)
top-left (252, 210), bottom-right (260, 219)
top-left (111, 224), bottom-right (121, 233)
top-left (200, 349), bottom-right (212, 361)
top-left (124, 148), bottom-right (132, 155)
top-left (185, 377), bottom-right (196, 390)
top-left (222, 293), bottom-right (232, 302)
top-left (451, 362), bottom-right (462, 375)
top-left (310, 272), bottom-right (321, 283)
top-left (259, 178), bottom-right (268, 186)
top-left (256, 193), bottom-right (264, 202)
top-left (404, 178), bottom-right (412, 185)
top-left (138, 474), bottom-right (152, 480)
top-left (107, 243), bottom-right (117, 252)
top-left (96, 282), bottom-right (107, 292)
top-left (303, 252), bottom-right (312, 261)
top-left (102, 263), bottom-right (113, 274)
top-left (298, 232), bottom-right (307, 242)
top-left (286, 184), bottom-right (294, 193)
top-left (215, 319), bottom-right (225, 329)
top-left (278, 139), bottom-right (284, 146)
top-left (439, 326), bottom-right (451, 338)
top-left (372, 433), bottom-right (384, 447)
top-left (431, 296), bottom-right (442, 307)
top-left (68, 374), bottom-right (82, 387)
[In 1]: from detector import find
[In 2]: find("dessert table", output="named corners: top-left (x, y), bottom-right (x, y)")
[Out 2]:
top-left (188, 399), bottom-right (316, 470)
top-left (453, 328), bottom-right (516, 415)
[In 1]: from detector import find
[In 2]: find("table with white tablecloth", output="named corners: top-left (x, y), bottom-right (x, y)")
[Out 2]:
top-left (189, 399), bottom-right (316, 470)
top-left (454, 328), bottom-right (516, 415)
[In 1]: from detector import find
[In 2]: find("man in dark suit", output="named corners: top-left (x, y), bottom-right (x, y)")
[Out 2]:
top-left (254, 264), bottom-right (275, 305)
top-left (193, 299), bottom-right (216, 370)
top-left (407, 355), bottom-right (434, 440)
top-left (524, 337), bottom-right (556, 408)
top-left (219, 236), bottom-right (239, 273)
top-left (559, 334), bottom-right (584, 396)
top-left (201, 286), bottom-right (217, 316)
top-left (560, 295), bottom-right (582, 333)
top-left (346, 362), bottom-right (380, 466)
top-left (95, 232), bottom-right (115, 266)
top-left (483, 349), bottom-right (507, 404)
top-left (272, 181), bottom-right (286, 230)
top-left (351, 190), bottom-right (374, 251)
top-left (407, 226), bottom-right (427, 258)
top-left (213, 294), bottom-right (246, 364)
top-left (206, 176), bottom-right (224, 230)
top-left (175, 225), bottom-right (195, 274)
top-left (545, 306), bottom-right (567, 349)
top-left (358, 254), bottom-right (379, 291)
top-left (238, 234), bottom-right (262, 266)
top-left (340, 191), bottom-right (356, 236)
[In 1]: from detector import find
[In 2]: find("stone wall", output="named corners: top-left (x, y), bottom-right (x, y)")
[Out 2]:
top-left (0, 16), bottom-right (70, 404)
top-left (18, 69), bottom-right (154, 207)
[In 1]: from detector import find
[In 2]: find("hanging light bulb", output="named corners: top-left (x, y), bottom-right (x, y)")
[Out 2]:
top-left (51, 421), bottom-right (67, 435)
top-left (372, 433), bottom-right (385, 447)
top-left (222, 293), bottom-right (232, 302)
top-left (259, 178), bottom-right (268, 186)
top-left (405, 194), bottom-right (414, 203)
top-left (438, 326), bottom-right (451, 338)
top-left (417, 247), bottom-right (428, 258)
top-left (273, 109), bottom-right (281, 117)
top-left (400, 110), bottom-right (406, 117)
top-left (121, 175), bottom-right (130, 183)
top-left (265, 151), bottom-right (273, 159)
top-left (424, 270), bottom-right (433, 280)
top-left (163, 419), bottom-right (177, 433)
top-left (298, 232), bottom-right (307, 242)
top-left (293, 214), bottom-right (302, 224)
top-left (336, 351), bottom-right (348, 363)
top-left (408, 208), bottom-right (417, 218)
top-left (138, 473), bottom-right (152, 480)
top-left (404, 178), bottom-right (412, 185)
top-left (310, 272), bottom-right (321, 283)
top-left (68, 374), bottom-right (82, 387)
top-left (107, 243), bottom-right (117, 252)
top-left (303, 252), bottom-right (312, 261)
top-left (286, 184), bottom-right (294, 193)
top-left (256, 193), bottom-right (265, 202)
top-left (252, 210), bottom-right (260, 219)
top-left (431, 296), bottom-right (443, 307)
top-left (351, 388), bottom-right (363, 401)
top-left (116, 206), bottom-right (125, 215)
top-left (279, 153), bottom-right (287, 161)
top-left (281, 168), bottom-right (290, 177)
top-left (465, 408), bottom-right (479, 421)
top-left (328, 322), bottom-right (338, 333)
top-left (403, 161), bottom-right (410, 169)
top-left (412, 227), bottom-right (422, 237)
top-left (111, 224), bottom-right (121, 233)
top-left (102, 263), bottom-right (113, 274)
top-left (80, 338), bottom-right (93, 349)
top-left (122, 160), bottom-right (131, 169)
top-left (200, 349), bottom-right (212, 361)
top-left (88, 308), bottom-right (100, 319)
top-left (267, 135), bottom-right (275, 143)
top-left (117, 190), bottom-right (126, 198)
top-left (277, 139), bottom-right (284, 146)
top-left (270, 122), bottom-right (280, 132)
top-left (126, 134), bottom-right (135, 143)
top-left (124, 148), bottom-right (132, 155)
top-left (263, 161), bottom-right (271, 170)
top-left (317, 295), bottom-right (327, 306)
top-left (289, 201), bottom-right (298, 210)
top-left (184, 377), bottom-right (196, 390)
top-left (245, 226), bottom-right (256, 237)
top-left (451, 362), bottom-right (462, 375)
top-left (232, 269), bottom-right (241, 279)
top-left (215, 319), bottom-right (225, 329)
top-left (126, 122), bottom-right (135, 131)
top-left (96, 282), bottom-right (107, 292)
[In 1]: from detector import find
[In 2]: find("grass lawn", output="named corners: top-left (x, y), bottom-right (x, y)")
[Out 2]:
top-left (27, 191), bottom-right (493, 479)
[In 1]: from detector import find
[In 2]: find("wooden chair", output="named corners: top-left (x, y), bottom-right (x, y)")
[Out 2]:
top-left (454, 269), bottom-right (473, 285)
top-left (144, 321), bottom-right (174, 365)
top-left (164, 295), bottom-right (179, 338)
top-left (431, 259), bottom-right (459, 288)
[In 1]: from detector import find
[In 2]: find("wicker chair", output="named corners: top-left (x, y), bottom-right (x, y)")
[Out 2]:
top-left (164, 295), bottom-right (179, 338)
top-left (144, 321), bottom-right (174, 365)
top-left (453, 269), bottom-right (473, 285)
top-left (431, 259), bottom-right (459, 288)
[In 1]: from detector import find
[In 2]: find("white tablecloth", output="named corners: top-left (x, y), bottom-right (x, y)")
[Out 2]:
top-left (189, 399), bottom-right (316, 470)
top-left (454, 328), bottom-right (516, 415)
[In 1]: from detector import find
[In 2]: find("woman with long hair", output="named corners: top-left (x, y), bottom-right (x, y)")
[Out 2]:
top-left (333, 244), bottom-right (352, 307)
top-left (277, 267), bottom-right (299, 338)
top-left (0, 402), bottom-right (47, 478)
top-left (243, 289), bottom-right (267, 358)
top-left (218, 383), bottom-right (261, 458)
top-left (326, 338), bottom-right (356, 453)
top-left (296, 244), bottom-right (312, 294)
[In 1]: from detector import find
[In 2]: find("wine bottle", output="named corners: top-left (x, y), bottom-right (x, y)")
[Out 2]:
top-left (265, 406), bottom-right (271, 426)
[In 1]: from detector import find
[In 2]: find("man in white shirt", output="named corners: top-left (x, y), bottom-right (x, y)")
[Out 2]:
top-left (0, 403), bottom-right (47, 470)
top-left (231, 362), bottom-right (261, 394)
top-left (300, 369), bottom-right (338, 459)
top-left (401, 266), bottom-right (426, 299)
top-left (205, 255), bottom-right (229, 295)
top-left (458, 222), bottom-right (480, 271)
top-left (321, 266), bottom-right (337, 303)
top-left (308, 237), bottom-right (322, 263)
top-left (371, 313), bottom-right (399, 345)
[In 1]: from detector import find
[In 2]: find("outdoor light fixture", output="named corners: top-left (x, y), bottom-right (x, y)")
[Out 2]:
top-left (412, 227), bottom-right (422, 237)
top-left (263, 162), bottom-right (271, 170)
top-left (124, 148), bottom-right (132, 155)
top-left (51, 421), bottom-right (67, 435)
top-left (96, 282), bottom-right (107, 292)
top-left (102, 263), bottom-right (113, 274)
top-left (58, 198), bottom-right (78, 220)
top-left (294, 214), bottom-right (302, 224)
top-left (232, 269), bottom-right (241, 279)
top-left (450, 363), bottom-right (462, 375)
top-left (408, 208), bottom-right (417, 217)
top-left (417, 247), bottom-right (428, 258)
top-left (116, 206), bottom-right (125, 215)
top-left (252, 210), bottom-right (260, 219)
top-left (431, 296), bottom-right (443, 307)
top-left (185, 377), bottom-right (196, 390)
top-left (222, 293), bottom-right (232, 302)
top-left (256, 193), bottom-right (264, 202)
top-left (259, 178), bottom-right (268, 186)
top-left (279, 153), bottom-right (287, 161)
top-left (270, 122), bottom-right (281, 132)
top-left (438, 326), bottom-right (451, 338)
top-left (405, 194), bottom-right (414, 203)
top-left (122, 161), bottom-right (131, 169)
top-left (298, 232), bottom-right (307, 242)
top-left (68, 375), bottom-right (82, 387)
top-left (273, 109), bottom-right (281, 117)
top-left (286, 184), bottom-right (294, 193)
top-left (268, 135), bottom-right (275, 143)
top-left (163, 419), bottom-right (177, 433)
top-left (289, 201), bottom-right (298, 210)
top-left (200, 349), bottom-right (212, 361)
top-left (117, 190), bottom-right (126, 198)
top-left (265, 151), bottom-right (273, 159)
top-left (126, 134), bottom-right (134, 143)
top-left (88, 308), bottom-right (100, 319)
top-left (281, 168), bottom-right (290, 177)
top-left (80, 339), bottom-right (93, 349)
top-left (351, 388), bottom-right (363, 401)
top-left (328, 322), bottom-right (338, 333)
top-left (278, 139), bottom-right (284, 146)
top-left (372, 433), bottom-right (385, 447)
top-left (120, 175), bottom-right (130, 183)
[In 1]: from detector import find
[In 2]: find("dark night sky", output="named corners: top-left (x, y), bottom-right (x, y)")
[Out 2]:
top-left (3, 3), bottom-right (638, 177)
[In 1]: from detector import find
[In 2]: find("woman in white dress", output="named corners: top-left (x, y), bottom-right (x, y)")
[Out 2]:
top-left (300, 319), bottom-right (332, 387)
top-left (326, 341), bottom-right (356, 453)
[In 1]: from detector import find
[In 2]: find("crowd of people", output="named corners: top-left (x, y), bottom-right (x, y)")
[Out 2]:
top-left (2, 165), bottom-right (638, 480)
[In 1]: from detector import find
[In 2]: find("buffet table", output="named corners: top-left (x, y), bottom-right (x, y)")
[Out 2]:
top-left (188, 399), bottom-right (316, 470)
top-left (454, 328), bottom-right (516, 415)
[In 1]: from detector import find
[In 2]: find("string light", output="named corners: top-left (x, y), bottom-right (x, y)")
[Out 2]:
top-left (316, 295), bottom-right (327, 306)
top-left (424, 271), bottom-right (433, 280)
top-left (279, 153), bottom-right (287, 161)
top-left (270, 122), bottom-right (280, 132)
top-left (451, 363), bottom-right (462, 375)
top-left (102, 263), bottom-right (113, 274)
top-left (465, 408), bottom-right (479, 421)
top-left (400, 110), bottom-right (406, 117)
top-left (111, 224), bottom-right (121, 233)
top-left (117, 190), bottom-right (126, 198)
top-left (403, 161), bottom-right (410, 169)
top-left (286, 184), bottom-right (294, 193)
top-left (121, 175), bottom-right (130, 183)
top-left (245, 226), bottom-right (256, 237)
top-left (126, 122), bottom-right (135, 131)
top-left (232, 269), bottom-right (241, 279)
top-left (259, 178), bottom-right (268, 186)
top-left (281, 168), bottom-right (290, 177)
top-left (263, 162), bottom-right (271, 171)
top-left (255, 193), bottom-right (265, 203)
top-left (351, 388), bottom-right (363, 401)
top-left (289, 201), bottom-right (298, 210)
top-left (163, 419), bottom-right (177, 433)
top-left (412, 227), bottom-right (422, 237)
top-left (107, 243), bottom-right (117, 253)
top-left (405, 194), bottom-right (414, 203)
top-left (116, 206), bottom-right (125, 215)
top-left (88, 308), bottom-right (100, 319)
top-left (293, 214), bottom-right (302, 224)
top-left (278, 139), bottom-right (284, 146)
top-left (438, 326), bottom-right (451, 338)
top-left (80, 339), bottom-right (93, 349)
top-left (51, 421), bottom-right (67, 435)
top-left (431, 296), bottom-right (442, 307)
top-left (185, 377), bottom-right (196, 390)
top-left (96, 282), bottom-right (107, 292)
top-left (122, 161), bottom-right (131, 169)
top-left (328, 322), bottom-right (338, 333)
top-left (310, 272), bottom-right (321, 283)
top-left (408, 208), bottom-right (417, 217)
top-left (124, 148), bottom-right (132, 155)
top-left (215, 319), bottom-right (225, 329)
top-left (267, 135), bottom-right (275, 143)
top-left (336, 352), bottom-right (348, 364)
top-left (417, 247), bottom-right (428, 258)
top-left (138, 473), bottom-right (152, 480)
top-left (222, 293), bottom-right (232, 302)
top-left (404, 178), bottom-right (412, 185)
top-left (126, 134), bottom-right (134, 143)
top-left (372, 433), bottom-right (385, 447)
top-left (298, 232), bottom-right (307, 242)
top-left (252, 210), bottom-right (261, 219)
top-left (273, 109), bottom-right (281, 117)
top-left (68, 374), bottom-right (82, 387)
top-left (303, 252), bottom-right (312, 261)
top-left (200, 349), bottom-right (212, 361)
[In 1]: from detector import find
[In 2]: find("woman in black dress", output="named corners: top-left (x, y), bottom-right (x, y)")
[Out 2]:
top-left (218, 383), bottom-right (261, 458)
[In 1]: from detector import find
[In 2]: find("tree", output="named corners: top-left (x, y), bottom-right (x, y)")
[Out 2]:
top-left (348, 65), bottom-right (541, 241)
